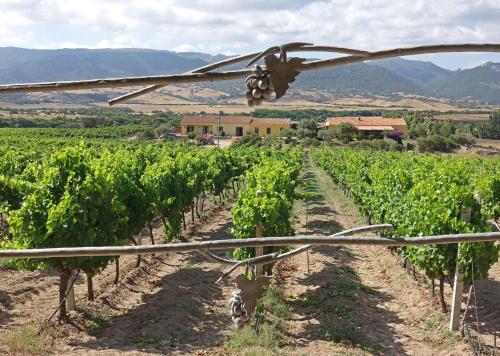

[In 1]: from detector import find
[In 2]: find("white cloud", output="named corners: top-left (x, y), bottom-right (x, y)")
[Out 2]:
top-left (0, 0), bottom-right (499, 68)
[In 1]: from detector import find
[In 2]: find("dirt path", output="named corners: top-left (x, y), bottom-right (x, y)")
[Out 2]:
top-left (281, 152), bottom-right (473, 355)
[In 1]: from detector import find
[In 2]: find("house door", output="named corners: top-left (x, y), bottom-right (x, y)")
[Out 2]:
top-left (236, 127), bottom-right (243, 136)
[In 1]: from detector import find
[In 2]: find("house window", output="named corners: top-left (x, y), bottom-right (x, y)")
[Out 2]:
top-left (187, 125), bottom-right (194, 133)
top-left (203, 126), bottom-right (209, 134)
top-left (254, 127), bottom-right (259, 134)
top-left (219, 126), bottom-right (224, 132)
top-left (266, 128), bottom-right (271, 134)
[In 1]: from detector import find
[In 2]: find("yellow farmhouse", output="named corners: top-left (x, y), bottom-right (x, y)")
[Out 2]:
top-left (180, 115), bottom-right (291, 137)
top-left (324, 117), bottom-right (407, 136)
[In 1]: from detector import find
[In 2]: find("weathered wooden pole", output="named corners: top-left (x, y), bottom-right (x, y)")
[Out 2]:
top-left (449, 207), bottom-right (471, 331)
top-left (255, 224), bottom-right (264, 275)
top-left (66, 271), bottom-right (76, 311)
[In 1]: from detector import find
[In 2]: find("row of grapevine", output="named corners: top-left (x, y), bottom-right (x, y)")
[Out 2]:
top-left (232, 149), bottom-right (303, 264)
top-left (313, 147), bottom-right (499, 310)
top-left (0, 138), bottom-right (270, 318)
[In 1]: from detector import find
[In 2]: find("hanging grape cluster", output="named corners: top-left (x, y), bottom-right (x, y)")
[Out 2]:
top-left (245, 67), bottom-right (275, 107)
top-left (229, 290), bottom-right (249, 329)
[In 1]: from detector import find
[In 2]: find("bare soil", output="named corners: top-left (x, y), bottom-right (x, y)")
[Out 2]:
top-left (0, 156), bottom-right (499, 355)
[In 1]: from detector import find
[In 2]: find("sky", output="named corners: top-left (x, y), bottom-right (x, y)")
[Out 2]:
top-left (0, 0), bottom-right (499, 70)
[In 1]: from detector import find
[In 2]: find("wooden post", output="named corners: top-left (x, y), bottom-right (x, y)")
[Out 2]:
top-left (255, 224), bottom-right (264, 275)
top-left (66, 271), bottom-right (76, 311)
top-left (450, 207), bottom-right (471, 331)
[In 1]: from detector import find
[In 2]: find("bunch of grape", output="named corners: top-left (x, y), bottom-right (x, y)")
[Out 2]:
top-left (229, 290), bottom-right (249, 329)
top-left (245, 68), bottom-right (274, 107)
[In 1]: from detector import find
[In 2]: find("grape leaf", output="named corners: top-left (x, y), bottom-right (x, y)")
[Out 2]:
top-left (264, 54), bottom-right (305, 99)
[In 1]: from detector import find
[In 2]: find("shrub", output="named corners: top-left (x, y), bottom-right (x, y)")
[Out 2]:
top-left (280, 128), bottom-right (295, 139)
top-left (335, 123), bottom-right (358, 143)
top-left (416, 135), bottom-right (458, 153)
top-left (140, 128), bottom-right (156, 140)
top-left (195, 133), bottom-right (214, 145)
top-left (301, 137), bottom-right (320, 147)
top-left (187, 131), bottom-right (198, 139)
top-left (232, 133), bottom-right (261, 147)
top-left (317, 129), bottom-right (334, 142)
top-left (349, 139), bottom-right (402, 151)
top-left (450, 134), bottom-right (475, 146)
top-left (296, 128), bottom-right (314, 139)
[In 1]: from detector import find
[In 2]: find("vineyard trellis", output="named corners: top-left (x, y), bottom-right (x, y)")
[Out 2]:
top-left (0, 41), bottom-right (499, 340)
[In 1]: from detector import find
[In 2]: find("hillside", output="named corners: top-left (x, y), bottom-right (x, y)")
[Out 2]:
top-left (0, 47), bottom-right (499, 105)
top-left (424, 62), bottom-right (500, 104)
top-left (369, 57), bottom-right (451, 86)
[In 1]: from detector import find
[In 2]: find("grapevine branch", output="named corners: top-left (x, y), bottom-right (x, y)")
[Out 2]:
top-left (0, 231), bottom-right (499, 260)
top-left (215, 223), bottom-right (393, 283)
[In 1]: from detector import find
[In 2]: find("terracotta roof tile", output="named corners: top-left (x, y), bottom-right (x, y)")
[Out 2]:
top-left (181, 115), bottom-right (291, 126)
top-left (326, 117), bottom-right (406, 127)
top-left (250, 118), bottom-right (291, 126)
top-left (181, 115), bottom-right (252, 125)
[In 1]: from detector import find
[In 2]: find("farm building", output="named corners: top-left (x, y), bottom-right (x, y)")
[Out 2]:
top-left (180, 115), bottom-right (291, 136)
top-left (324, 117), bottom-right (407, 136)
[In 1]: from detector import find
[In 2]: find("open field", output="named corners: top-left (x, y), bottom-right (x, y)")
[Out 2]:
top-left (2, 84), bottom-right (499, 114)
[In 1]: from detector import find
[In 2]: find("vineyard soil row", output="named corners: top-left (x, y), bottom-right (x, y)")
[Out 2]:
top-left (1, 149), bottom-right (499, 355)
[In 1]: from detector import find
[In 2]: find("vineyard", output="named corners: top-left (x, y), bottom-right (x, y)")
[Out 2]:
top-left (0, 129), bottom-right (499, 354)
top-left (314, 148), bottom-right (500, 311)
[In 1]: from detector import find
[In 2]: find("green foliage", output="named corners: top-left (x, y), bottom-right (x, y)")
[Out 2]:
top-left (5, 145), bottom-right (125, 272)
top-left (349, 139), bottom-right (402, 151)
top-left (226, 287), bottom-right (290, 354)
top-left (0, 326), bottom-right (52, 355)
top-left (314, 147), bottom-right (500, 282)
top-left (232, 150), bottom-right (302, 259)
top-left (187, 131), bottom-right (197, 139)
top-left (232, 133), bottom-right (261, 147)
top-left (335, 122), bottom-right (358, 143)
top-left (317, 129), bottom-right (334, 142)
top-left (416, 135), bottom-right (458, 152)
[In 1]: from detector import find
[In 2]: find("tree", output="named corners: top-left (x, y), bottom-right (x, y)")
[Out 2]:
top-left (317, 129), bottom-right (334, 142)
top-left (280, 128), bottom-right (295, 139)
top-left (335, 123), bottom-right (358, 143)
top-left (296, 119), bottom-right (317, 139)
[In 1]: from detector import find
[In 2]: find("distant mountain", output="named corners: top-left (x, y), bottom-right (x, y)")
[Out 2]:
top-left (294, 62), bottom-right (426, 96)
top-left (424, 62), bottom-right (500, 104)
top-left (369, 57), bottom-right (451, 86)
top-left (0, 47), bottom-right (498, 105)
top-left (0, 47), bottom-right (207, 84)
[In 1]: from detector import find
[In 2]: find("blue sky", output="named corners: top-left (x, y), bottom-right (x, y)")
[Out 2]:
top-left (1, 0), bottom-right (499, 70)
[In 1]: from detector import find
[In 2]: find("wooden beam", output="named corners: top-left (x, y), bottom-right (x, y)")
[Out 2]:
top-left (0, 231), bottom-right (499, 260)
top-left (108, 43), bottom-right (371, 105)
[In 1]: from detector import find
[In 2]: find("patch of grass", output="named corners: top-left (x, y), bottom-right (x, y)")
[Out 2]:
top-left (260, 287), bottom-right (292, 325)
top-left (226, 287), bottom-right (290, 354)
top-left (332, 304), bottom-right (351, 319)
top-left (227, 323), bottom-right (283, 353)
top-left (178, 302), bottom-right (202, 317)
top-left (1, 326), bottom-right (53, 355)
top-left (338, 265), bottom-right (357, 275)
top-left (325, 280), bottom-right (378, 301)
top-left (133, 331), bottom-right (162, 345)
top-left (421, 313), bottom-right (460, 346)
top-left (293, 294), bottom-right (319, 307)
top-left (326, 281), bottom-right (359, 300)
top-left (76, 299), bottom-right (112, 335)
